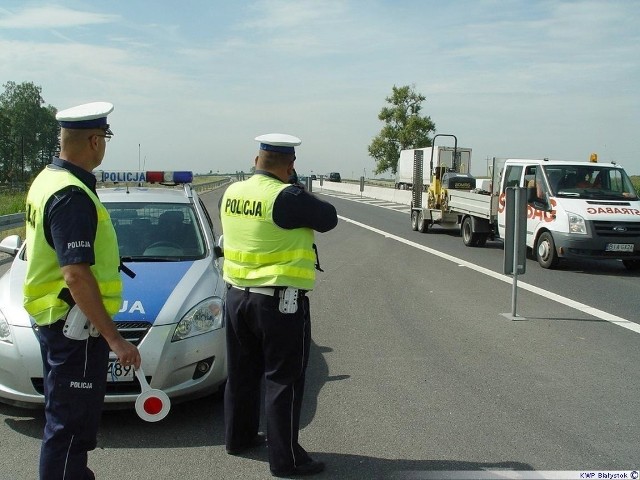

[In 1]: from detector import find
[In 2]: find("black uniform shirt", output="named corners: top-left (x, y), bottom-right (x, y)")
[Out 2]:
top-left (255, 171), bottom-right (338, 232)
top-left (44, 157), bottom-right (99, 267)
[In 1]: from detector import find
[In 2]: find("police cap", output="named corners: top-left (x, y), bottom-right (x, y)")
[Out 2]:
top-left (255, 133), bottom-right (301, 154)
top-left (56, 101), bottom-right (114, 135)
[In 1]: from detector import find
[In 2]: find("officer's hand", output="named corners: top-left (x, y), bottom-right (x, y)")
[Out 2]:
top-left (108, 336), bottom-right (141, 370)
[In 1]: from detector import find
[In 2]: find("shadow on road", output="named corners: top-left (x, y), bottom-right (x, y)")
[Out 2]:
top-left (2, 337), bottom-right (537, 478)
top-left (229, 448), bottom-right (534, 480)
top-left (2, 336), bottom-right (341, 449)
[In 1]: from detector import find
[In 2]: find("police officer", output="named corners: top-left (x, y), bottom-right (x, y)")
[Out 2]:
top-left (24, 102), bottom-right (141, 480)
top-left (221, 133), bottom-right (338, 477)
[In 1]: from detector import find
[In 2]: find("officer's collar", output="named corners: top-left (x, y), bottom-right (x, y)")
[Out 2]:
top-left (52, 157), bottom-right (97, 192)
top-left (254, 170), bottom-right (284, 182)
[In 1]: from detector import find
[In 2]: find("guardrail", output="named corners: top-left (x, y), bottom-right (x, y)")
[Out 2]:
top-left (0, 212), bottom-right (25, 234)
top-left (0, 178), bottom-right (231, 236)
top-left (312, 180), bottom-right (413, 205)
top-left (192, 177), bottom-right (231, 193)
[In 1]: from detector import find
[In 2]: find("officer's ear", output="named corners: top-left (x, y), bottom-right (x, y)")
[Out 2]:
top-left (88, 134), bottom-right (100, 151)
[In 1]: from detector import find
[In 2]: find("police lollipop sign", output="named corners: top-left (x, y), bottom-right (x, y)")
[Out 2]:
top-left (135, 368), bottom-right (170, 422)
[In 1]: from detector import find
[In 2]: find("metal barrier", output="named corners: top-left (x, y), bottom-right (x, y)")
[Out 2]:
top-left (192, 177), bottom-right (231, 193)
top-left (0, 213), bottom-right (25, 234)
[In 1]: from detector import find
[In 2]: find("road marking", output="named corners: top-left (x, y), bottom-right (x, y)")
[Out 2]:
top-left (338, 215), bottom-right (640, 334)
top-left (319, 190), bottom-right (411, 213)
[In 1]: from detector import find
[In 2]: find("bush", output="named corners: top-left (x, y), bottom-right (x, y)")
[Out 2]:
top-left (631, 176), bottom-right (640, 196)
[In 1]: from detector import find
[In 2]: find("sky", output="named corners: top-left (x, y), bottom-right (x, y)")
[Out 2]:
top-left (1, 0), bottom-right (639, 178)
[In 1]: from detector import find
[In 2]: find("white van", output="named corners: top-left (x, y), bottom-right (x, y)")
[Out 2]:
top-left (496, 159), bottom-right (640, 269)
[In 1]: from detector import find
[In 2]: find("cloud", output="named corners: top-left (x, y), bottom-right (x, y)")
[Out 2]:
top-left (0, 5), bottom-right (119, 29)
top-left (0, 1), bottom-right (639, 175)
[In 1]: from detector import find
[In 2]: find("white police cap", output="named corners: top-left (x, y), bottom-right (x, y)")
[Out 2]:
top-left (56, 101), bottom-right (114, 131)
top-left (255, 133), bottom-right (301, 154)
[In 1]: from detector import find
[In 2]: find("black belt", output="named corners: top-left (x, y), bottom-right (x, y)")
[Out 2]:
top-left (228, 285), bottom-right (307, 297)
top-left (230, 285), bottom-right (281, 296)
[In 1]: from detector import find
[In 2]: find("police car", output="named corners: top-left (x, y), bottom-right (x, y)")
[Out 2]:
top-left (0, 171), bottom-right (227, 408)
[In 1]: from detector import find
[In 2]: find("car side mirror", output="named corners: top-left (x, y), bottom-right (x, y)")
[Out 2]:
top-left (214, 235), bottom-right (224, 258)
top-left (0, 234), bottom-right (22, 256)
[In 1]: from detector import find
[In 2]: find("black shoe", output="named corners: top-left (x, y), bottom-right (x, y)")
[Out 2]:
top-left (271, 460), bottom-right (325, 477)
top-left (226, 432), bottom-right (267, 455)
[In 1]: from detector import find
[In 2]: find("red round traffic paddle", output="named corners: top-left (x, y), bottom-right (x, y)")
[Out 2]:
top-left (134, 367), bottom-right (170, 422)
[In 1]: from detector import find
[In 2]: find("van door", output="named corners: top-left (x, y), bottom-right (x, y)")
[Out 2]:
top-left (497, 163), bottom-right (523, 239)
top-left (523, 164), bottom-right (544, 249)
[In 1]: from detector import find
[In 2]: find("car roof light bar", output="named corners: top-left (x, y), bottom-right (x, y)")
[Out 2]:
top-left (94, 171), bottom-right (193, 185)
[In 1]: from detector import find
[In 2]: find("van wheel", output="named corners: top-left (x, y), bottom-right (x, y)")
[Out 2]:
top-left (461, 216), bottom-right (479, 247)
top-left (417, 211), bottom-right (429, 233)
top-left (622, 259), bottom-right (640, 271)
top-left (536, 232), bottom-right (559, 268)
top-left (411, 211), bottom-right (419, 231)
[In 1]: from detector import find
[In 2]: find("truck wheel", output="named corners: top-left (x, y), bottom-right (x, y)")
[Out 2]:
top-left (411, 211), bottom-right (419, 231)
top-left (417, 211), bottom-right (429, 233)
top-left (461, 216), bottom-right (479, 247)
top-left (536, 232), bottom-right (559, 268)
top-left (622, 259), bottom-right (640, 271)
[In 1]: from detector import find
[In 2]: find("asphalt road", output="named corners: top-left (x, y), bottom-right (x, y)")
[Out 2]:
top-left (0, 186), bottom-right (638, 480)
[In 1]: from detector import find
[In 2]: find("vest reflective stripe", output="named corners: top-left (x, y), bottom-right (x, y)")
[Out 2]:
top-left (223, 248), bottom-right (316, 264)
top-left (220, 175), bottom-right (316, 290)
top-left (23, 166), bottom-right (122, 326)
top-left (223, 263), bottom-right (316, 281)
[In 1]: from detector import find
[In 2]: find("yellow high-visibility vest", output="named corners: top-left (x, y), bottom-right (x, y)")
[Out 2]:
top-left (220, 174), bottom-right (316, 290)
top-left (23, 166), bottom-right (122, 326)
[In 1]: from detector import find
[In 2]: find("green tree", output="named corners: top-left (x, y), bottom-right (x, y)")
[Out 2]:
top-left (368, 84), bottom-right (436, 174)
top-left (0, 81), bottom-right (59, 183)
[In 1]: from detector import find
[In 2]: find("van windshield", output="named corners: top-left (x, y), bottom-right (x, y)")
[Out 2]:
top-left (542, 165), bottom-right (638, 200)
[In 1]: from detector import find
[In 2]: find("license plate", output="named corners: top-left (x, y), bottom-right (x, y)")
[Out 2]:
top-left (107, 359), bottom-right (134, 382)
top-left (605, 243), bottom-right (634, 252)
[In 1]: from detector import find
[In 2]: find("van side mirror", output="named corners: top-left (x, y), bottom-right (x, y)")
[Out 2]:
top-left (532, 200), bottom-right (552, 212)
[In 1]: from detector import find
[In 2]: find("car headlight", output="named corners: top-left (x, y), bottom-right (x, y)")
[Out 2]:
top-left (567, 211), bottom-right (587, 234)
top-left (0, 309), bottom-right (13, 344)
top-left (172, 297), bottom-right (224, 342)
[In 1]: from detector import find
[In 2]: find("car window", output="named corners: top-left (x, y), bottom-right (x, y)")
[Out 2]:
top-left (106, 202), bottom-right (206, 259)
top-left (198, 198), bottom-right (216, 243)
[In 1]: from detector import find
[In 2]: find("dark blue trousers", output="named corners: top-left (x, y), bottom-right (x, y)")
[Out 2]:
top-left (224, 287), bottom-right (312, 474)
top-left (37, 322), bottom-right (109, 480)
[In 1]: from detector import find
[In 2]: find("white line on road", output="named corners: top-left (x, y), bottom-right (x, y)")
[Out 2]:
top-left (339, 215), bottom-right (640, 334)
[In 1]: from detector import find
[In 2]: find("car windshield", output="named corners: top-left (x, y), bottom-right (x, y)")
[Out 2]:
top-left (542, 165), bottom-right (638, 200)
top-left (105, 202), bottom-right (206, 261)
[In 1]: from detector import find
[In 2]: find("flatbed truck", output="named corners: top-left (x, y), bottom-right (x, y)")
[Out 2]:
top-left (411, 140), bottom-right (640, 270)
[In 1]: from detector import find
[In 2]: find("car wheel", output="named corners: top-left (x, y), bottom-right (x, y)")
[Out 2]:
top-left (461, 216), bottom-right (479, 247)
top-left (622, 259), bottom-right (640, 271)
top-left (536, 231), bottom-right (559, 269)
